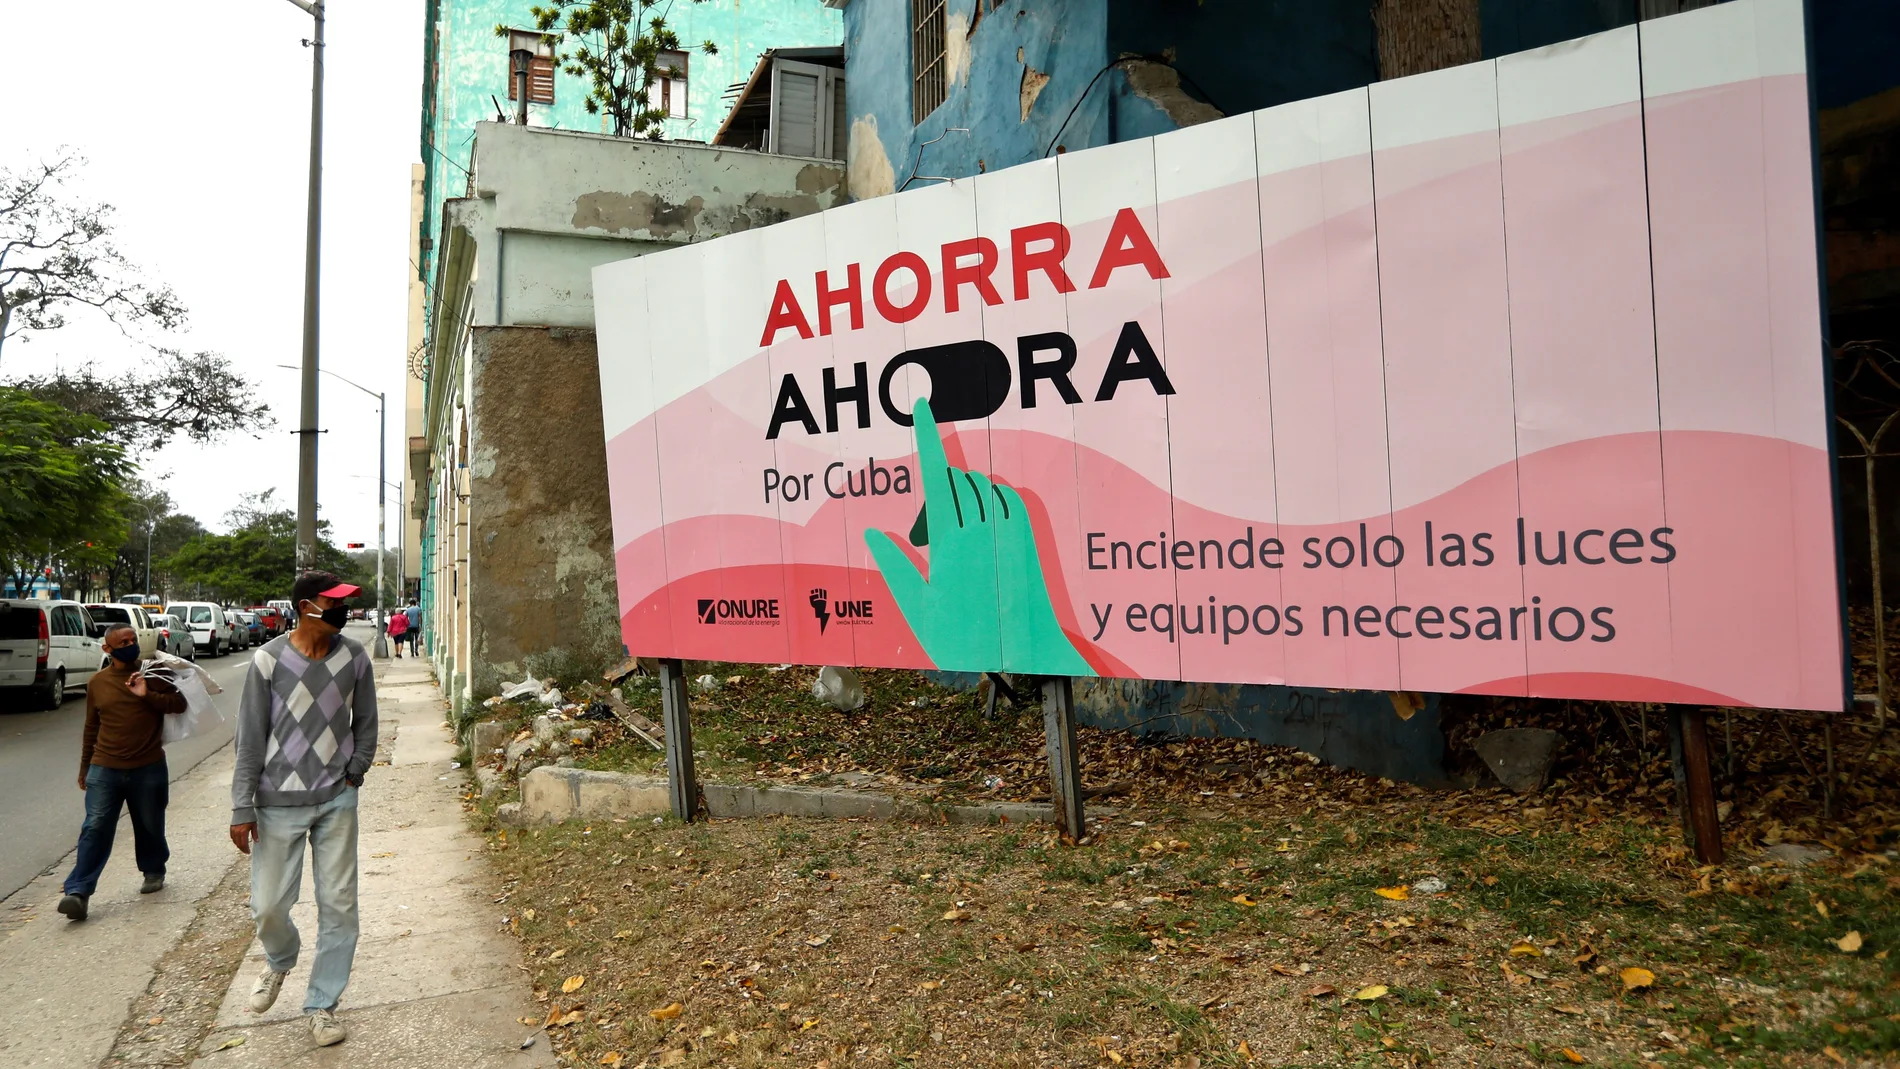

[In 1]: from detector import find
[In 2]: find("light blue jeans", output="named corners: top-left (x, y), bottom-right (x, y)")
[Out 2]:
top-left (251, 786), bottom-right (360, 1013)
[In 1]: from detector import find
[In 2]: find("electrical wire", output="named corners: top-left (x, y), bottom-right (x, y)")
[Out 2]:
top-left (1040, 55), bottom-right (1225, 159)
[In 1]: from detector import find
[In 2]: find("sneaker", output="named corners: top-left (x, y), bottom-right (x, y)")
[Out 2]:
top-left (140, 874), bottom-right (165, 894)
top-left (308, 1008), bottom-right (346, 1047)
top-left (248, 968), bottom-right (288, 1013)
top-left (56, 893), bottom-right (88, 921)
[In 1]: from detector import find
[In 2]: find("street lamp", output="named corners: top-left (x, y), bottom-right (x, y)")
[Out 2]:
top-left (277, 0), bottom-right (326, 575)
top-left (277, 363), bottom-right (388, 658)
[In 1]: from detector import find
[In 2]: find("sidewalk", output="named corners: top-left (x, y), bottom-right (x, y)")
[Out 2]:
top-left (191, 655), bottom-right (553, 1068)
top-left (0, 718), bottom-right (241, 1069)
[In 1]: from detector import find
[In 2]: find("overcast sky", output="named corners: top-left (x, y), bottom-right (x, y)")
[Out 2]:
top-left (2, 0), bottom-right (424, 555)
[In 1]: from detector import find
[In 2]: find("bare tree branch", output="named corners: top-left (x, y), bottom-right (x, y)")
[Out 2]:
top-left (0, 148), bottom-right (187, 363)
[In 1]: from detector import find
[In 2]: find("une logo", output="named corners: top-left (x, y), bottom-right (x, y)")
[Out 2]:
top-left (808, 588), bottom-right (873, 633)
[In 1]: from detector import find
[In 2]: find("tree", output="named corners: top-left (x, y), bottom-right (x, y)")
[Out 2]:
top-left (8, 347), bottom-right (270, 446)
top-left (0, 387), bottom-right (125, 596)
top-left (0, 149), bottom-right (186, 363)
top-left (512, 0), bottom-right (718, 139)
top-left (160, 490), bottom-right (363, 604)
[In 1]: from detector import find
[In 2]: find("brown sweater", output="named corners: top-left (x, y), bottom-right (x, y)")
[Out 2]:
top-left (80, 665), bottom-right (187, 772)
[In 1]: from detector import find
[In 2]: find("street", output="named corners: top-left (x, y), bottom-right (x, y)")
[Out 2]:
top-left (0, 644), bottom-right (251, 903)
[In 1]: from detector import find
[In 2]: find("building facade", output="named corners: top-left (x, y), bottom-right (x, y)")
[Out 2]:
top-left (406, 0), bottom-right (846, 710)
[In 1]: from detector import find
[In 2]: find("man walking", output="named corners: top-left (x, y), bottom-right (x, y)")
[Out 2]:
top-left (57, 626), bottom-right (186, 921)
top-left (402, 600), bottom-right (421, 657)
top-left (230, 572), bottom-right (377, 1048)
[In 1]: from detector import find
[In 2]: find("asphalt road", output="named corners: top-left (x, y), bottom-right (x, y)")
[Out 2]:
top-left (0, 623), bottom-right (384, 904)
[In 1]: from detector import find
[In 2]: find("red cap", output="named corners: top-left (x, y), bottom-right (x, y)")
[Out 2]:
top-left (318, 582), bottom-right (361, 599)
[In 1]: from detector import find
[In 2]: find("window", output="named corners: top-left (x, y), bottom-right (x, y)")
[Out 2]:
top-left (649, 49), bottom-right (688, 119)
top-left (769, 59), bottom-right (846, 160)
top-left (911, 0), bottom-right (947, 123)
top-left (53, 606), bottom-right (81, 637)
top-left (505, 29), bottom-right (556, 105)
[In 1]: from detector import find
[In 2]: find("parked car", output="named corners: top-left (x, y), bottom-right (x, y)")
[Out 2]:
top-left (149, 613), bottom-right (196, 661)
top-left (84, 603), bottom-right (159, 660)
top-left (166, 601), bottom-right (233, 658)
top-left (248, 606), bottom-right (286, 637)
top-left (222, 608), bottom-right (247, 651)
top-left (0, 599), bottom-right (105, 709)
top-left (235, 611), bottom-right (266, 647)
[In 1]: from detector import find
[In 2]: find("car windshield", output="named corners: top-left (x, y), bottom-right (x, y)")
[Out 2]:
top-left (170, 606), bottom-right (211, 624)
top-left (0, 605), bottom-right (39, 641)
top-left (88, 606), bottom-right (132, 625)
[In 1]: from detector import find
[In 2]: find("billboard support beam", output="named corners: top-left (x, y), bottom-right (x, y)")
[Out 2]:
top-left (1043, 677), bottom-right (1086, 842)
top-left (1667, 707), bottom-right (1724, 865)
top-left (659, 658), bottom-right (697, 821)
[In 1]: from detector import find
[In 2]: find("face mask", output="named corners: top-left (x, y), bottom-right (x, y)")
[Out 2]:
top-left (110, 645), bottom-right (140, 665)
top-left (304, 602), bottom-right (350, 629)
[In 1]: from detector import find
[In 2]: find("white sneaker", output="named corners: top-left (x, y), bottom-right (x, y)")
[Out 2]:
top-left (308, 1008), bottom-right (346, 1047)
top-left (248, 968), bottom-right (288, 1013)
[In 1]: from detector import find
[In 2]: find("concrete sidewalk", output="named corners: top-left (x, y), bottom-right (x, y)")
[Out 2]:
top-left (191, 655), bottom-right (553, 1068)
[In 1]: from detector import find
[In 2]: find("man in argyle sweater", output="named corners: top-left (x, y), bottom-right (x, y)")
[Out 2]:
top-left (229, 571), bottom-right (377, 1048)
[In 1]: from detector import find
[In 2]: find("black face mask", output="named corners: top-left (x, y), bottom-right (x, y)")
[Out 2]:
top-left (110, 645), bottom-right (141, 665)
top-left (304, 602), bottom-right (350, 629)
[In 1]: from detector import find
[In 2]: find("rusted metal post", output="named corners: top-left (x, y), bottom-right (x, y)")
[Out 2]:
top-left (1043, 677), bottom-right (1086, 842)
top-left (1838, 408), bottom-right (1898, 733)
top-left (1668, 707), bottom-right (1724, 865)
top-left (659, 658), bottom-right (696, 822)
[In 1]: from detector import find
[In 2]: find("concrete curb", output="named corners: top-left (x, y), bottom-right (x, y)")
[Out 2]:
top-left (498, 766), bottom-right (1090, 829)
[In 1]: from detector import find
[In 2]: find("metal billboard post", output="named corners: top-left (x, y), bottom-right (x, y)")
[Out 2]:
top-left (1667, 707), bottom-right (1724, 865)
top-left (1043, 677), bottom-right (1086, 842)
top-left (659, 658), bottom-right (697, 821)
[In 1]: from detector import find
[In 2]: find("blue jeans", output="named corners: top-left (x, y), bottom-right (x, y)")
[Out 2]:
top-left (251, 786), bottom-right (361, 1013)
top-left (63, 759), bottom-right (169, 895)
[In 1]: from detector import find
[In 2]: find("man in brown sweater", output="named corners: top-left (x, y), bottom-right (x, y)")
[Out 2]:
top-left (57, 625), bottom-right (187, 922)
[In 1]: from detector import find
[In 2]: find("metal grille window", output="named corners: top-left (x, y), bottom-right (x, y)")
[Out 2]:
top-left (911, 0), bottom-right (946, 124)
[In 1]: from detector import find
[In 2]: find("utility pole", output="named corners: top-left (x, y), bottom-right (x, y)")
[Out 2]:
top-left (283, 0), bottom-right (326, 574)
top-left (277, 362), bottom-right (388, 656)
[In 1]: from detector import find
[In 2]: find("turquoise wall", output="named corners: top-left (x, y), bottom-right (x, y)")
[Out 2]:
top-left (418, 0), bottom-right (841, 288)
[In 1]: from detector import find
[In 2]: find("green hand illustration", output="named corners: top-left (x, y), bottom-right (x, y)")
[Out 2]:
top-left (865, 398), bottom-right (1094, 676)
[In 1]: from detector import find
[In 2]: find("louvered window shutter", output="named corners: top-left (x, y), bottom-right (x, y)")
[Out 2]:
top-left (769, 59), bottom-right (829, 158)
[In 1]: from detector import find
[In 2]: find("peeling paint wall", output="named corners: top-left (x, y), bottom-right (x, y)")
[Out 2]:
top-left (465, 122), bottom-right (846, 327)
top-left (840, 0), bottom-right (1377, 195)
top-left (465, 326), bottom-right (623, 696)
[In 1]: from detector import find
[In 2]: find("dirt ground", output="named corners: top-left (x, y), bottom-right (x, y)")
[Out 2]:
top-left (464, 616), bottom-right (1898, 1068)
top-left (473, 764), bottom-right (1895, 1068)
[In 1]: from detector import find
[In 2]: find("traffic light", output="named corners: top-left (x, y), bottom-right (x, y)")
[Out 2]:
top-left (346, 542), bottom-right (365, 549)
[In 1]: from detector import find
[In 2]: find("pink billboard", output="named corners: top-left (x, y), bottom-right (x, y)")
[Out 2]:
top-left (593, 0), bottom-right (1844, 712)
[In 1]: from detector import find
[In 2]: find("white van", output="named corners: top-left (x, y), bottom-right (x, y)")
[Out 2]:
top-left (0, 599), bottom-right (107, 709)
top-left (166, 601), bottom-right (233, 658)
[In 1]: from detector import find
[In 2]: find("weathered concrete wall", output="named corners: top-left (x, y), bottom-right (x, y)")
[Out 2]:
top-left (467, 325), bottom-right (622, 696)
top-left (840, 0), bottom-right (1378, 199)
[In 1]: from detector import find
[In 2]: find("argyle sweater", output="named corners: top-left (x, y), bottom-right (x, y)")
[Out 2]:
top-left (231, 632), bottom-right (378, 824)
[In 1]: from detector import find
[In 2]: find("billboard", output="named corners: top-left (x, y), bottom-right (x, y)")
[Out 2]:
top-left (594, 0), bottom-right (1843, 712)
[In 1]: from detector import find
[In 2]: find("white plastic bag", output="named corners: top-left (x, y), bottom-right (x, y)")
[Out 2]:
top-left (146, 650), bottom-right (227, 744)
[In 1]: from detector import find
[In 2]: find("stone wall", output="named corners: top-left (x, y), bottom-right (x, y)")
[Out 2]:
top-left (467, 324), bottom-right (622, 697)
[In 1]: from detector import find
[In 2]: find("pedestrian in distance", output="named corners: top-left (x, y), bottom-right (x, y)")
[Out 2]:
top-left (230, 571), bottom-right (377, 1048)
top-left (57, 626), bottom-right (187, 921)
top-left (402, 600), bottom-right (421, 656)
top-left (384, 604), bottom-right (409, 658)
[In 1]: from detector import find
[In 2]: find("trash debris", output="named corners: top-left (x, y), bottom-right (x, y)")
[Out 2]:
top-left (1411, 876), bottom-right (1448, 895)
top-left (695, 674), bottom-right (719, 693)
top-left (538, 687), bottom-right (565, 706)
top-left (982, 775), bottom-right (1005, 791)
top-left (498, 676), bottom-right (546, 702)
top-left (811, 666), bottom-right (866, 711)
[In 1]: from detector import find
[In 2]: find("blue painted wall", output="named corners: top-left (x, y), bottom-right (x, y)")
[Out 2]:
top-left (842, 0), bottom-right (1376, 196)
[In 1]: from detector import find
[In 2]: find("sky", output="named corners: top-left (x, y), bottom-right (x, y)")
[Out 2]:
top-left (1, 0), bottom-right (424, 553)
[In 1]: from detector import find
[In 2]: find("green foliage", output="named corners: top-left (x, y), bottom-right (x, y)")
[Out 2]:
top-left (0, 386), bottom-right (125, 593)
top-left (159, 489), bottom-right (364, 605)
top-left (10, 348), bottom-right (271, 446)
top-left (506, 0), bottom-right (718, 138)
